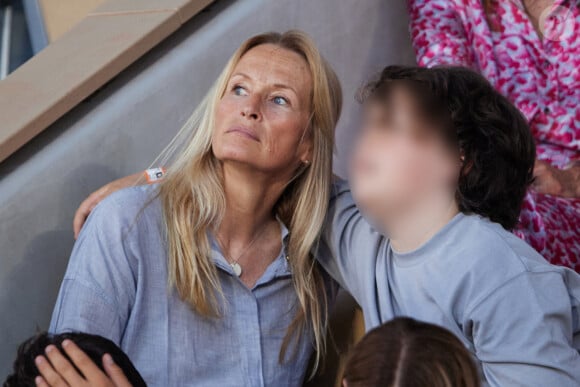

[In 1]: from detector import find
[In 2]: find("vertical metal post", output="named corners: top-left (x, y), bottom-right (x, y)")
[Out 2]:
top-left (0, 3), bottom-right (13, 79)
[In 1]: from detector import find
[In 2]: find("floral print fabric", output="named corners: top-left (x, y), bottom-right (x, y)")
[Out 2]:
top-left (409, 0), bottom-right (580, 269)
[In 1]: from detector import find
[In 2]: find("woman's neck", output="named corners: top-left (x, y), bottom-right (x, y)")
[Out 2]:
top-left (522, 0), bottom-right (554, 39)
top-left (218, 162), bottom-right (288, 243)
top-left (385, 192), bottom-right (460, 254)
top-left (213, 162), bottom-right (293, 289)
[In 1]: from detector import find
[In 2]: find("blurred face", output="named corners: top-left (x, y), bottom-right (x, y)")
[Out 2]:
top-left (350, 87), bottom-right (460, 224)
top-left (213, 44), bottom-right (313, 177)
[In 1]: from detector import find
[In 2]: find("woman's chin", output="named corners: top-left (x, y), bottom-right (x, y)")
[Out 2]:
top-left (216, 154), bottom-right (270, 173)
top-left (214, 145), bottom-right (257, 164)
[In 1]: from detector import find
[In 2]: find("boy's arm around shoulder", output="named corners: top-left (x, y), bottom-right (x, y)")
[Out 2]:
top-left (74, 169), bottom-right (164, 238)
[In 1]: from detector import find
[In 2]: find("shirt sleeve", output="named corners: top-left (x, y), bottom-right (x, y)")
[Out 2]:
top-left (49, 194), bottom-right (137, 343)
top-left (408, 0), bottom-right (475, 68)
top-left (317, 180), bottom-right (383, 301)
top-left (468, 271), bottom-right (580, 387)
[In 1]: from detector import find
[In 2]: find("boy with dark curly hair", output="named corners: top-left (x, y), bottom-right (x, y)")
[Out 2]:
top-left (320, 65), bottom-right (580, 387)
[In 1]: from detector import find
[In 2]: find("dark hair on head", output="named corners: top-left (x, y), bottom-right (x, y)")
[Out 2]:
top-left (3, 332), bottom-right (147, 387)
top-left (358, 65), bottom-right (535, 229)
top-left (343, 318), bottom-right (480, 387)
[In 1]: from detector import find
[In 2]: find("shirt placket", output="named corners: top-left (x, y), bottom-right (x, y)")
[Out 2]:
top-left (235, 285), bottom-right (265, 387)
top-left (209, 229), bottom-right (291, 387)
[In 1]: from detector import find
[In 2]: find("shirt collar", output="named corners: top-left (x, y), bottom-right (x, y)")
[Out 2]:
top-left (209, 218), bottom-right (292, 279)
top-left (390, 213), bottom-right (466, 267)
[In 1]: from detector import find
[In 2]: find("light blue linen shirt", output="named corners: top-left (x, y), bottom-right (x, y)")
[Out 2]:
top-left (50, 184), bottom-right (335, 387)
top-left (318, 181), bottom-right (580, 387)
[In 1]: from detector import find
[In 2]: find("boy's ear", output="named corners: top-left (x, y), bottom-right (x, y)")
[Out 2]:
top-left (460, 156), bottom-right (473, 176)
top-left (342, 378), bottom-right (348, 387)
top-left (459, 151), bottom-right (474, 176)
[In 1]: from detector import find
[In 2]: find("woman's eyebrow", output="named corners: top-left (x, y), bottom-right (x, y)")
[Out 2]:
top-left (231, 72), bottom-right (298, 96)
top-left (230, 72), bottom-right (253, 83)
top-left (272, 83), bottom-right (298, 96)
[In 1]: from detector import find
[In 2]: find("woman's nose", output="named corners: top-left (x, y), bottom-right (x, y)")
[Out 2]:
top-left (241, 97), bottom-right (261, 120)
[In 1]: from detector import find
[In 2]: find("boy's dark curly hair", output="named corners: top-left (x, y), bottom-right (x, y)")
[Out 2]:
top-left (3, 332), bottom-right (147, 387)
top-left (358, 65), bottom-right (535, 230)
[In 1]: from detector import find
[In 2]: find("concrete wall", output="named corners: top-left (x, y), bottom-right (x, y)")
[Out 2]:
top-left (0, 0), bottom-right (415, 377)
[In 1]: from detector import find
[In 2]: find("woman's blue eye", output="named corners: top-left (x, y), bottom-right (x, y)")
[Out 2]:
top-left (273, 96), bottom-right (288, 106)
top-left (233, 86), bottom-right (247, 96)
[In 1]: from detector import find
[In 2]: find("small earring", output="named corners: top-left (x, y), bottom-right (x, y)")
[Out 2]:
top-left (303, 160), bottom-right (310, 166)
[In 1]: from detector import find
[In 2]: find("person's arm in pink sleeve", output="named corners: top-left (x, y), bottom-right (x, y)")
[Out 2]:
top-left (408, 0), bottom-right (475, 68)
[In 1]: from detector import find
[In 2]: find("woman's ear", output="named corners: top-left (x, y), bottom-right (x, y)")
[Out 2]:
top-left (342, 378), bottom-right (348, 387)
top-left (297, 132), bottom-right (313, 166)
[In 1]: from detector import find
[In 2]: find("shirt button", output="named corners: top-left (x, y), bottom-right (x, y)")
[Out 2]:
top-left (543, 60), bottom-right (550, 68)
top-left (543, 107), bottom-right (551, 114)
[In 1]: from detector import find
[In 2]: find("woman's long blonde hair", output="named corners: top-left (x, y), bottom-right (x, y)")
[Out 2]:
top-left (155, 30), bottom-right (342, 369)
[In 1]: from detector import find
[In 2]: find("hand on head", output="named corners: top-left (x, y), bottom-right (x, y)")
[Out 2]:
top-left (34, 340), bottom-right (131, 387)
top-left (4, 332), bottom-right (144, 387)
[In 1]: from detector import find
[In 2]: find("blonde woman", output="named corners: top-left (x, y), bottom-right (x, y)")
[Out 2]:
top-left (37, 30), bottom-right (342, 387)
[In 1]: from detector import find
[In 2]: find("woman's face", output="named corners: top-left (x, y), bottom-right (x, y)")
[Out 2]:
top-left (350, 87), bottom-right (460, 220)
top-left (213, 44), bottom-right (313, 177)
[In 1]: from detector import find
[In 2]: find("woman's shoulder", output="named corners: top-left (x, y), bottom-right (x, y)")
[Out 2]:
top-left (84, 184), bottom-right (163, 236)
top-left (95, 183), bottom-right (160, 212)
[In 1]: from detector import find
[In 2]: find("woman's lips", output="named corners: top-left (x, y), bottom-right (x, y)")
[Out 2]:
top-left (227, 126), bottom-right (260, 142)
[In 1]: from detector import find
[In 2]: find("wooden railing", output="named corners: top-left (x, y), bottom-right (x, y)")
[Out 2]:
top-left (0, 0), bottom-right (214, 163)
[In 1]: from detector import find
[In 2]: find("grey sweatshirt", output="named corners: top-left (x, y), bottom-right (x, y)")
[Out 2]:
top-left (319, 181), bottom-right (580, 387)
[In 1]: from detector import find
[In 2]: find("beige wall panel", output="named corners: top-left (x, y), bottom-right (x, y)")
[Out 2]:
top-left (39, 0), bottom-right (107, 41)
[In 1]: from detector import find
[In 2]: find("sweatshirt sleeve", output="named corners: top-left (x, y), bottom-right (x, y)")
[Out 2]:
top-left (49, 193), bottom-right (137, 343)
top-left (468, 270), bottom-right (580, 387)
top-left (316, 180), bottom-right (383, 302)
top-left (408, 0), bottom-right (476, 68)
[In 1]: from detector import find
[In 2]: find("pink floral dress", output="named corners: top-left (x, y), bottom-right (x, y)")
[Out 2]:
top-left (409, 0), bottom-right (580, 269)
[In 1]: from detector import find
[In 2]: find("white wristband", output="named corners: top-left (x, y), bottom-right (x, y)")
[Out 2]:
top-left (144, 167), bottom-right (166, 183)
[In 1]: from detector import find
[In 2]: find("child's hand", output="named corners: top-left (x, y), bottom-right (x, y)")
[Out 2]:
top-left (73, 172), bottom-right (143, 239)
top-left (34, 340), bottom-right (132, 387)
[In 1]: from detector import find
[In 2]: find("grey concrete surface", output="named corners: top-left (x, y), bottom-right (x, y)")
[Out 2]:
top-left (0, 0), bottom-right (415, 377)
